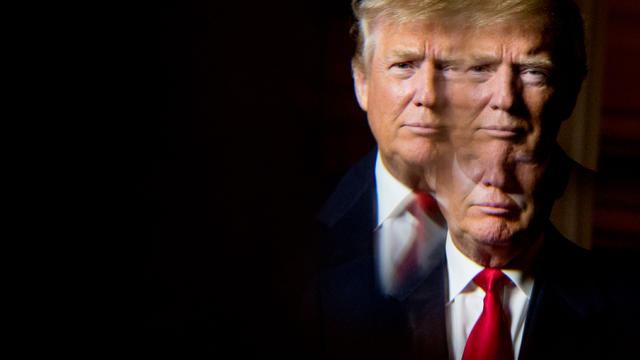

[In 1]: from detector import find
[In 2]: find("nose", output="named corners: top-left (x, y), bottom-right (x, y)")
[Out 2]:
top-left (468, 142), bottom-right (513, 190)
top-left (455, 144), bottom-right (512, 190)
top-left (489, 65), bottom-right (517, 112)
top-left (413, 62), bottom-right (437, 107)
top-left (480, 158), bottom-right (509, 189)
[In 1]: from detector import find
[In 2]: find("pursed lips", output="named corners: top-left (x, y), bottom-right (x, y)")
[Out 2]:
top-left (470, 190), bottom-right (523, 216)
top-left (476, 125), bottom-right (527, 139)
top-left (469, 188), bottom-right (522, 215)
top-left (402, 122), bottom-right (443, 135)
top-left (472, 202), bottom-right (520, 216)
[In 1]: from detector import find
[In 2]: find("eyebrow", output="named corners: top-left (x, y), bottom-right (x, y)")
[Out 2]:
top-left (518, 57), bottom-right (554, 68)
top-left (387, 48), bottom-right (425, 61)
top-left (465, 52), bottom-right (554, 68)
top-left (386, 48), bottom-right (465, 65)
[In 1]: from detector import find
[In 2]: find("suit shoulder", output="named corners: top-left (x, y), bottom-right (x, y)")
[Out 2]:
top-left (316, 149), bottom-right (377, 227)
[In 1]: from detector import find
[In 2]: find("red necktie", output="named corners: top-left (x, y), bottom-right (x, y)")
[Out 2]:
top-left (462, 269), bottom-right (514, 360)
top-left (390, 192), bottom-right (440, 290)
top-left (413, 191), bottom-right (438, 215)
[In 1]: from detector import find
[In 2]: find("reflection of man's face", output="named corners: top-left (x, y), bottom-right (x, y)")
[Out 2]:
top-left (434, 20), bottom-right (564, 267)
top-left (446, 20), bottom-right (559, 147)
top-left (439, 140), bottom-right (550, 265)
top-left (353, 20), bottom-right (461, 190)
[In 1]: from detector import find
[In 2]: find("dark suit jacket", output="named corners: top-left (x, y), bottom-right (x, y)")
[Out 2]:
top-left (306, 148), bottom-right (635, 360)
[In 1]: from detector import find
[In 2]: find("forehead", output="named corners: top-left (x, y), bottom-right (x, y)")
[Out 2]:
top-left (369, 17), bottom-right (554, 63)
top-left (369, 20), bottom-right (465, 58)
top-left (458, 20), bottom-right (554, 61)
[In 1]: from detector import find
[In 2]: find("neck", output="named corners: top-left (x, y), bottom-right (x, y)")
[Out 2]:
top-left (382, 158), bottom-right (433, 193)
top-left (452, 231), bottom-right (543, 269)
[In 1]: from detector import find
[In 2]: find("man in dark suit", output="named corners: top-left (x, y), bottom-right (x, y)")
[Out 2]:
top-left (307, 0), bottom-right (636, 359)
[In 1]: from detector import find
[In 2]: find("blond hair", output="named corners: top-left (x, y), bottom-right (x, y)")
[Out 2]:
top-left (351, 0), bottom-right (586, 89)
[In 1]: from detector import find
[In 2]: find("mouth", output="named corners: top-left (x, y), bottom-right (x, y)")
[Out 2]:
top-left (476, 126), bottom-right (526, 139)
top-left (402, 123), bottom-right (443, 136)
top-left (471, 202), bottom-right (520, 216)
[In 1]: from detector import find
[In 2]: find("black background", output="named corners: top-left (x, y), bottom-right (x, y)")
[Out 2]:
top-left (139, 1), bottom-right (640, 357)
top-left (141, 1), bottom-right (370, 357)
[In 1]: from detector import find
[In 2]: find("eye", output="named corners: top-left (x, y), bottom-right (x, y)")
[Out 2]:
top-left (388, 61), bottom-right (417, 78)
top-left (466, 64), bottom-right (493, 82)
top-left (435, 62), bottom-right (456, 72)
top-left (470, 65), bottom-right (490, 73)
top-left (390, 62), bottom-right (412, 70)
top-left (521, 68), bottom-right (550, 86)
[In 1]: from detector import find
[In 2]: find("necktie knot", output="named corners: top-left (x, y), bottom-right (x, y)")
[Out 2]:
top-left (414, 191), bottom-right (438, 213)
top-left (474, 268), bottom-right (511, 293)
top-left (463, 268), bottom-right (514, 360)
top-left (407, 192), bottom-right (445, 227)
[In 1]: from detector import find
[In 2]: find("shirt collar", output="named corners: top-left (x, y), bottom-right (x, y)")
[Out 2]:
top-left (374, 151), bottom-right (412, 227)
top-left (445, 232), bottom-right (534, 304)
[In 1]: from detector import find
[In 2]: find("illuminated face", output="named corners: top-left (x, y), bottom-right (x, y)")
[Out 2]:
top-left (353, 20), bottom-right (461, 190)
top-left (438, 139), bottom-right (551, 266)
top-left (433, 20), bottom-right (565, 267)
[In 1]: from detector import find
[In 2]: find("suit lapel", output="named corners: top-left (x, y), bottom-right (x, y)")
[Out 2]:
top-left (315, 148), bottom-right (377, 269)
top-left (315, 148), bottom-right (451, 359)
top-left (518, 226), bottom-right (607, 360)
top-left (402, 242), bottom-right (449, 360)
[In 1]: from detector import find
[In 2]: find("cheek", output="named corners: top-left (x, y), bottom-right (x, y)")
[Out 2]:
top-left (439, 176), bottom-right (474, 222)
top-left (468, 83), bottom-right (492, 104)
top-left (514, 165), bottom-right (544, 216)
top-left (368, 80), bottom-right (417, 133)
top-left (450, 83), bottom-right (491, 121)
top-left (523, 88), bottom-right (552, 119)
top-left (369, 80), bottom-right (407, 114)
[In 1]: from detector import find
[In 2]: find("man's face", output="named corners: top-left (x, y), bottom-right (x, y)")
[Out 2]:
top-left (353, 20), bottom-right (461, 190)
top-left (433, 20), bottom-right (566, 266)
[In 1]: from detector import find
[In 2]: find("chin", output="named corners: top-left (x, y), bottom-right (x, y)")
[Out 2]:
top-left (399, 142), bottom-right (439, 166)
top-left (466, 218), bottom-right (522, 247)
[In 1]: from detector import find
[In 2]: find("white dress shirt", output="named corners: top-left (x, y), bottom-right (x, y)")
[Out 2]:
top-left (373, 152), bottom-right (532, 358)
top-left (374, 152), bottom-right (446, 297)
top-left (374, 152), bottom-right (412, 228)
top-left (445, 233), bottom-right (534, 360)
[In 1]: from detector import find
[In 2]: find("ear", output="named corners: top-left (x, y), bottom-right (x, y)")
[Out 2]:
top-left (353, 66), bottom-right (369, 111)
